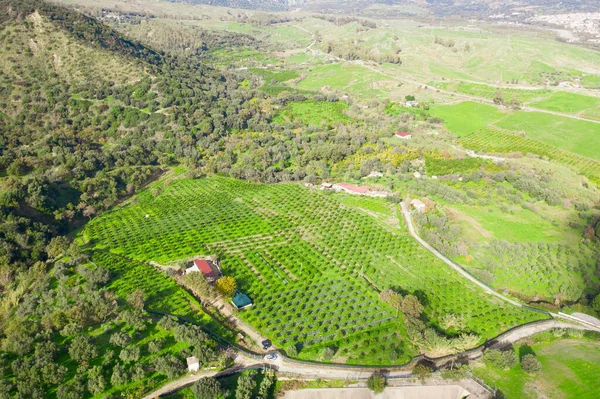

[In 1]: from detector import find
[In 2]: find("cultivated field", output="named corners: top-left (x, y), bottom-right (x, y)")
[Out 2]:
top-left (83, 177), bottom-right (544, 364)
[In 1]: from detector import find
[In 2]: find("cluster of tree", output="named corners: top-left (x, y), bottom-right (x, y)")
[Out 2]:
top-left (192, 369), bottom-right (276, 399)
top-left (411, 179), bottom-right (474, 204)
top-left (229, 12), bottom-right (293, 26)
top-left (483, 239), bottom-right (598, 303)
top-left (413, 209), bottom-right (469, 258)
top-left (313, 15), bottom-right (377, 29)
top-left (493, 90), bottom-right (522, 109)
top-left (379, 288), bottom-right (479, 356)
top-left (434, 36), bottom-right (456, 48)
top-left (118, 19), bottom-right (261, 56)
top-left (323, 40), bottom-right (402, 64)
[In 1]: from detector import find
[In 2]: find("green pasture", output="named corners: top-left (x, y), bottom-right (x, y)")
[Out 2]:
top-left (475, 334), bottom-right (600, 399)
top-left (430, 101), bottom-right (600, 162)
top-left (272, 100), bottom-right (350, 126)
top-left (81, 177), bottom-right (544, 364)
top-left (250, 68), bottom-right (299, 83)
top-left (297, 63), bottom-right (395, 100)
top-left (528, 91), bottom-right (600, 114)
top-left (451, 204), bottom-right (564, 243)
top-left (494, 112), bottom-right (600, 161)
top-left (429, 102), bottom-right (506, 136)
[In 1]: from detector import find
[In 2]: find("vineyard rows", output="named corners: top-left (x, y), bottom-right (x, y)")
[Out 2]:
top-left (460, 128), bottom-right (600, 185)
top-left (84, 177), bottom-right (544, 364)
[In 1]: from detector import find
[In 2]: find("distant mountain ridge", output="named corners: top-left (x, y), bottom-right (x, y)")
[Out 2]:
top-left (161, 0), bottom-right (599, 17)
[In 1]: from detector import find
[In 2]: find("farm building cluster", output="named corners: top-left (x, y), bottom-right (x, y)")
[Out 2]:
top-left (184, 259), bottom-right (253, 310)
top-left (321, 182), bottom-right (389, 198)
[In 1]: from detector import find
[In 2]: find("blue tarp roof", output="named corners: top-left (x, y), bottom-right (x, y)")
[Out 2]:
top-left (232, 291), bottom-right (252, 309)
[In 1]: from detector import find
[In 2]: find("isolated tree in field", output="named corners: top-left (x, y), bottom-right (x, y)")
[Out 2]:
top-left (122, 310), bottom-right (147, 332)
top-left (111, 363), bottom-right (129, 386)
top-left (493, 91), bottom-right (504, 105)
top-left (235, 370), bottom-right (257, 399)
top-left (216, 276), bottom-right (237, 297)
top-left (109, 332), bottom-right (131, 348)
top-left (367, 374), bottom-right (386, 393)
top-left (192, 376), bottom-right (222, 399)
top-left (68, 336), bottom-right (97, 363)
top-left (521, 354), bottom-right (541, 374)
top-left (127, 289), bottom-right (146, 311)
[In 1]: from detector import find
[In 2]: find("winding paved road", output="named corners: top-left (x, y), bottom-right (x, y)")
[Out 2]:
top-left (142, 203), bottom-right (600, 398)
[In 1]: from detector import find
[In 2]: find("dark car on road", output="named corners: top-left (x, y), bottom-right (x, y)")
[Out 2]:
top-left (262, 340), bottom-right (272, 350)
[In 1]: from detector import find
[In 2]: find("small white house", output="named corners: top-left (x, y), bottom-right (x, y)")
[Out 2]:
top-left (414, 171), bottom-right (422, 179)
top-left (405, 101), bottom-right (419, 107)
top-left (410, 199), bottom-right (426, 213)
top-left (321, 182), bottom-right (333, 190)
top-left (187, 356), bottom-right (200, 373)
top-left (185, 264), bottom-right (200, 275)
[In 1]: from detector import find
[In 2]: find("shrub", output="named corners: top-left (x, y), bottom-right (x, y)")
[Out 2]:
top-left (191, 377), bottom-right (222, 399)
top-left (286, 344), bottom-right (298, 357)
top-left (322, 347), bottom-right (335, 361)
top-left (483, 349), bottom-right (517, 369)
top-left (367, 374), bottom-right (386, 393)
top-left (521, 354), bottom-right (541, 374)
top-left (215, 276), bottom-right (237, 297)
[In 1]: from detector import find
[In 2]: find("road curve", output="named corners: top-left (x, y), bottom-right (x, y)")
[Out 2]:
top-left (399, 201), bottom-right (523, 308)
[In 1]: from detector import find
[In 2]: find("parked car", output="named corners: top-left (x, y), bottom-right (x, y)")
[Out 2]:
top-left (262, 340), bottom-right (272, 350)
top-left (265, 354), bottom-right (278, 361)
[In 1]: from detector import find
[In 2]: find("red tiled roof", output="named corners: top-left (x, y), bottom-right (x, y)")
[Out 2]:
top-left (336, 183), bottom-right (370, 194)
top-left (194, 260), bottom-right (217, 277)
top-left (396, 132), bottom-right (411, 137)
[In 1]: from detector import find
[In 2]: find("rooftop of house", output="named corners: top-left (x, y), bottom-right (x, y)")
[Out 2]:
top-left (191, 259), bottom-right (220, 279)
top-left (396, 132), bottom-right (411, 137)
top-left (232, 291), bottom-right (253, 309)
top-left (186, 356), bottom-right (199, 366)
top-left (334, 183), bottom-right (370, 194)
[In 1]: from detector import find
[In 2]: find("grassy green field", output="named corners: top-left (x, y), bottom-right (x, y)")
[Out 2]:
top-left (494, 112), bottom-right (600, 161)
top-left (272, 100), bottom-right (351, 126)
top-left (430, 102), bottom-right (600, 162)
top-left (475, 333), bottom-right (600, 399)
top-left (297, 63), bottom-right (397, 100)
top-left (452, 204), bottom-right (564, 243)
top-left (529, 91), bottom-right (600, 114)
top-left (429, 102), bottom-right (506, 136)
top-left (81, 177), bottom-right (544, 364)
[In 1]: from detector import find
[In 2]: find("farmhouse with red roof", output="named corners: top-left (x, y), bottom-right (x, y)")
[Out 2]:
top-left (333, 183), bottom-right (370, 195)
top-left (395, 132), bottom-right (412, 139)
top-left (332, 183), bottom-right (388, 198)
top-left (185, 259), bottom-right (222, 281)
